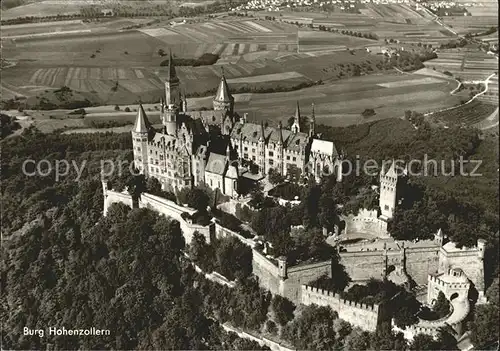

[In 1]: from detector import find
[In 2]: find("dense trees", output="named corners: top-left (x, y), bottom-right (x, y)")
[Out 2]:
top-left (469, 304), bottom-right (500, 349)
top-left (317, 118), bottom-right (498, 248)
top-left (282, 305), bottom-right (339, 350)
top-left (433, 292), bottom-right (451, 318)
top-left (0, 113), bottom-right (21, 137)
top-left (189, 234), bottom-right (252, 281)
top-left (271, 295), bottom-right (296, 326)
top-left (1, 128), bottom-right (270, 350)
top-left (160, 53), bottom-right (220, 67)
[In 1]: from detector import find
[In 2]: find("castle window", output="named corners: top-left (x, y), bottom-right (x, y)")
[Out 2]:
top-left (252, 156), bottom-right (256, 161)
top-left (160, 155), bottom-right (164, 160)
top-left (287, 156), bottom-right (290, 160)
top-left (244, 153), bottom-right (248, 159)
top-left (385, 205), bottom-right (389, 210)
top-left (269, 151), bottom-right (274, 157)
top-left (293, 157), bottom-right (296, 161)
top-left (252, 148), bottom-right (255, 153)
top-left (269, 159), bottom-right (274, 165)
top-left (244, 147), bottom-right (248, 151)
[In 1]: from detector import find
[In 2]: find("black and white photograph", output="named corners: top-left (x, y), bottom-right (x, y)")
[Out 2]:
top-left (1, 0), bottom-right (498, 349)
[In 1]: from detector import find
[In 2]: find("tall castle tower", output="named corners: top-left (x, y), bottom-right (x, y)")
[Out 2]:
top-left (132, 104), bottom-right (151, 175)
top-left (309, 103), bottom-right (316, 137)
top-left (163, 50), bottom-right (180, 135)
top-left (379, 161), bottom-right (399, 219)
top-left (276, 121), bottom-right (284, 175)
top-left (213, 67), bottom-right (234, 115)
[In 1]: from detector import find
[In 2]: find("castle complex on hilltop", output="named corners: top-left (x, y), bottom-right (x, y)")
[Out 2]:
top-left (111, 53), bottom-right (491, 340)
top-left (132, 51), bottom-right (342, 197)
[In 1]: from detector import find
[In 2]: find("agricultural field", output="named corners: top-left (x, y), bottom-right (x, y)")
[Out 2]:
top-left (2, 15), bottom-right (393, 104)
top-left (211, 72), bottom-right (460, 126)
top-left (480, 74), bottom-right (498, 104)
top-left (361, 3), bottom-right (430, 24)
top-left (1, 0), bottom-right (86, 20)
top-left (441, 15), bottom-right (498, 36)
top-left (3, 71), bottom-right (460, 131)
top-left (297, 30), bottom-right (374, 52)
top-left (428, 99), bottom-right (498, 127)
top-left (424, 49), bottom-right (498, 81)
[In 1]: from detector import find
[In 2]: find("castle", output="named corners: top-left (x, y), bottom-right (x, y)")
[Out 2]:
top-left (132, 51), bottom-right (342, 197)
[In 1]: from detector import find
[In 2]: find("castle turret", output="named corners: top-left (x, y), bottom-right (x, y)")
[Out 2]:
top-left (291, 101), bottom-right (300, 133)
top-left (258, 121), bottom-right (266, 174)
top-left (163, 49), bottom-right (179, 135)
top-left (213, 67), bottom-right (234, 114)
top-left (434, 228), bottom-right (445, 246)
top-left (477, 238), bottom-right (486, 259)
top-left (309, 102), bottom-right (316, 137)
top-left (132, 104), bottom-right (151, 175)
top-left (276, 121), bottom-right (284, 174)
top-left (277, 256), bottom-right (287, 279)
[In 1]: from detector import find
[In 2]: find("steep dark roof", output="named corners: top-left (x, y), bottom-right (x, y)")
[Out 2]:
top-left (230, 122), bottom-right (309, 152)
top-left (133, 104), bottom-right (151, 133)
top-left (214, 69), bottom-right (233, 103)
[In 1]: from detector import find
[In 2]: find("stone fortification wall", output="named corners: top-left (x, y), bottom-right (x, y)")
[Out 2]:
top-left (138, 193), bottom-right (211, 244)
top-left (102, 183), bottom-right (212, 244)
top-left (103, 187), bottom-right (134, 216)
top-left (221, 324), bottom-right (296, 351)
top-left (404, 245), bottom-right (440, 286)
top-left (284, 261), bottom-right (332, 302)
top-left (215, 223), bottom-right (256, 248)
top-left (339, 242), bottom-right (441, 286)
top-left (252, 249), bottom-right (333, 304)
top-left (301, 285), bottom-right (381, 332)
top-left (339, 251), bottom-right (386, 283)
top-left (341, 209), bottom-right (389, 238)
top-left (252, 249), bottom-right (282, 296)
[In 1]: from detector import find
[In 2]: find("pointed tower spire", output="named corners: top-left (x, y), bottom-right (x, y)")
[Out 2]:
top-left (291, 101), bottom-right (301, 133)
top-left (213, 66), bottom-right (234, 113)
top-left (259, 120), bottom-right (266, 141)
top-left (278, 121), bottom-right (284, 145)
top-left (133, 103), bottom-right (151, 133)
top-left (165, 48), bottom-right (179, 83)
top-left (309, 102), bottom-right (316, 137)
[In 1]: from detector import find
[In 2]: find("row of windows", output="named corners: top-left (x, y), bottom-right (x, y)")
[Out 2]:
top-left (240, 145), bottom-right (298, 161)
